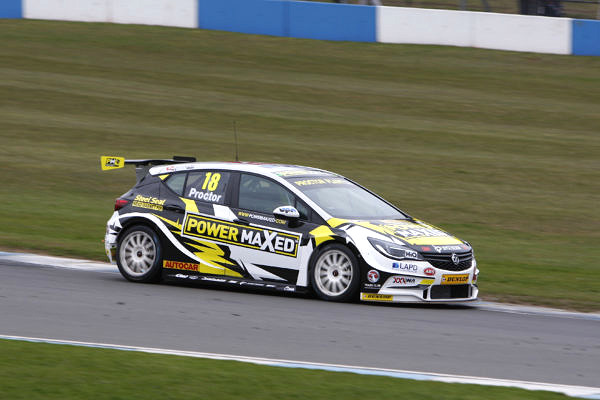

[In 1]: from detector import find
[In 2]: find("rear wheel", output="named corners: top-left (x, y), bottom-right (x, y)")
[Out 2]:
top-left (311, 244), bottom-right (360, 302)
top-left (116, 225), bottom-right (162, 283)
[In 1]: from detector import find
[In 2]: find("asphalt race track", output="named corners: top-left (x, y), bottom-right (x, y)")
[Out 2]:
top-left (1, 260), bottom-right (598, 388)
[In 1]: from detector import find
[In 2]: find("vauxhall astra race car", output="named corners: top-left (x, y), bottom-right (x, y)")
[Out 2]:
top-left (101, 156), bottom-right (479, 303)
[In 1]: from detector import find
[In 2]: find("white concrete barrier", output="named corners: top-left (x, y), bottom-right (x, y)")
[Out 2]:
top-left (377, 6), bottom-right (572, 55)
top-left (472, 12), bottom-right (571, 54)
top-left (377, 7), bottom-right (473, 47)
top-left (23, 0), bottom-right (197, 28)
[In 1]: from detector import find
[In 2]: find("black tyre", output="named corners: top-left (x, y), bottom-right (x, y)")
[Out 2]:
top-left (310, 243), bottom-right (360, 302)
top-left (116, 225), bottom-right (163, 283)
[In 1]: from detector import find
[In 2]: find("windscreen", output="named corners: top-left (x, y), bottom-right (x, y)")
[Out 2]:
top-left (287, 176), bottom-right (407, 220)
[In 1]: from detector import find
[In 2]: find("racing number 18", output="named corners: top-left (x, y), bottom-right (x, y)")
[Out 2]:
top-left (202, 172), bottom-right (221, 191)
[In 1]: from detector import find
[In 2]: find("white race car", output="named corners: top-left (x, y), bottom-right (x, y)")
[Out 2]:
top-left (102, 156), bottom-right (478, 303)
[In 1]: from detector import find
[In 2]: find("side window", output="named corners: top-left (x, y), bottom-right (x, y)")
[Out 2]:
top-left (184, 171), bottom-right (230, 204)
top-left (239, 174), bottom-right (294, 215)
top-left (165, 173), bottom-right (186, 196)
top-left (295, 199), bottom-right (310, 221)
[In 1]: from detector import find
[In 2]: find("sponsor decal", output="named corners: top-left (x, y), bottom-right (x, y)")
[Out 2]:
top-left (183, 214), bottom-right (300, 257)
top-left (132, 194), bottom-right (166, 211)
top-left (364, 283), bottom-right (382, 289)
top-left (283, 286), bottom-right (295, 292)
top-left (175, 274), bottom-right (188, 279)
top-left (293, 178), bottom-right (347, 186)
top-left (389, 276), bottom-right (417, 287)
top-left (360, 293), bottom-right (393, 302)
top-left (433, 245), bottom-right (463, 253)
top-left (103, 157), bottom-right (122, 168)
top-left (237, 211), bottom-right (286, 225)
top-left (441, 274), bottom-right (469, 285)
top-left (165, 165), bottom-right (176, 172)
top-left (239, 282), bottom-right (266, 287)
top-left (424, 267), bottom-right (436, 276)
top-left (275, 170), bottom-right (327, 177)
top-left (187, 187), bottom-right (222, 203)
top-left (404, 249), bottom-right (419, 259)
top-left (367, 270), bottom-right (380, 283)
top-left (393, 227), bottom-right (448, 238)
top-left (392, 262), bottom-right (418, 272)
top-left (201, 277), bottom-right (227, 283)
top-left (419, 279), bottom-right (435, 285)
top-left (163, 260), bottom-right (201, 272)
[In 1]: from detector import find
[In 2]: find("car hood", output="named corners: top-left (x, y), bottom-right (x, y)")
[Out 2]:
top-left (328, 218), bottom-right (469, 249)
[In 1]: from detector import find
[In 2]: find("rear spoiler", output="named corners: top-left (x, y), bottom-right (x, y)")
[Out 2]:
top-left (101, 155), bottom-right (196, 182)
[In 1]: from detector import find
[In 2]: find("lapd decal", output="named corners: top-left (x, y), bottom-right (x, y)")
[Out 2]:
top-left (182, 214), bottom-right (300, 258)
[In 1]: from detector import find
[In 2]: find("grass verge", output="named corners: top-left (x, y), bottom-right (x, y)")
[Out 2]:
top-left (0, 340), bottom-right (570, 400)
top-left (0, 20), bottom-right (598, 311)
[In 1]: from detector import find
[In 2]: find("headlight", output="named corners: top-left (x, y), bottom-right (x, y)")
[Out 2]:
top-left (368, 237), bottom-right (421, 260)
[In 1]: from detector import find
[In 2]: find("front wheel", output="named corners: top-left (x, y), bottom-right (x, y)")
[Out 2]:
top-left (116, 225), bottom-right (162, 283)
top-left (311, 244), bottom-right (360, 302)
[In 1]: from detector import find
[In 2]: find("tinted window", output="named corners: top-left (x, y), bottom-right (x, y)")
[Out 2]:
top-left (184, 171), bottom-right (230, 204)
top-left (295, 199), bottom-right (310, 220)
top-left (238, 174), bottom-right (294, 215)
top-left (165, 173), bottom-right (186, 196)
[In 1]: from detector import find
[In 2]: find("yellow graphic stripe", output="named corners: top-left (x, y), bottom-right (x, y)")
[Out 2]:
top-left (153, 214), bottom-right (182, 230)
top-left (310, 225), bottom-right (336, 247)
top-left (158, 174), bottom-right (169, 180)
top-left (327, 218), bottom-right (349, 228)
top-left (187, 241), bottom-right (243, 278)
top-left (180, 198), bottom-right (199, 213)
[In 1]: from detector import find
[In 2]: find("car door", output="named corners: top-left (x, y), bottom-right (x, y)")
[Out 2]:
top-left (227, 172), bottom-right (318, 286)
top-left (160, 169), bottom-right (243, 277)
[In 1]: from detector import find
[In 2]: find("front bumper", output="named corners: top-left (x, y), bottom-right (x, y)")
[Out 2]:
top-left (359, 250), bottom-right (479, 303)
top-left (360, 283), bottom-right (478, 303)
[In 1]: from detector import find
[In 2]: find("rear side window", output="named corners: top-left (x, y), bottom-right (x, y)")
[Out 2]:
top-left (165, 173), bottom-right (186, 196)
top-left (184, 171), bottom-right (230, 204)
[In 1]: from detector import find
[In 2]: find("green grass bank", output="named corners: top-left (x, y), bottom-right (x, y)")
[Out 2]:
top-left (0, 20), bottom-right (598, 311)
top-left (0, 340), bottom-right (570, 400)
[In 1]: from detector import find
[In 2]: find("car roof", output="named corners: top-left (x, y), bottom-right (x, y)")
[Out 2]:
top-left (149, 161), bottom-right (339, 179)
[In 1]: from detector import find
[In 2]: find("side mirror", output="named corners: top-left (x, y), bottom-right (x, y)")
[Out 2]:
top-left (273, 205), bottom-right (300, 220)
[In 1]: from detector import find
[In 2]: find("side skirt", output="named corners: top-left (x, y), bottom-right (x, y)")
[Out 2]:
top-left (162, 271), bottom-right (309, 294)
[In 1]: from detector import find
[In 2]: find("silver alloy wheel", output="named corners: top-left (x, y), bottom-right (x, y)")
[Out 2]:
top-left (314, 249), bottom-right (353, 297)
top-left (119, 230), bottom-right (156, 277)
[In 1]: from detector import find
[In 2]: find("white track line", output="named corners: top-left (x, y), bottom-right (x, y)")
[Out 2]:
top-left (1, 251), bottom-right (599, 321)
top-left (0, 252), bottom-right (117, 273)
top-left (1, 335), bottom-right (599, 399)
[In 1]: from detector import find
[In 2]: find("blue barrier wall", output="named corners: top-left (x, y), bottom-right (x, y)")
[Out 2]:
top-left (0, 0), bottom-right (22, 18)
top-left (198, 0), bottom-right (287, 36)
top-left (198, 0), bottom-right (375, 42)
top-left (5, 0), bottom-right (600, 56)
top-left (572, 19), bottom-right (600, 56)
top-left (289, 2), bottom-right (375, 42)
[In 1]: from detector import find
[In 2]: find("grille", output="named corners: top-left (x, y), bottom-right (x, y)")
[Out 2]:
top-left (430, 284), bottom-right (471, 299)
top-left (422, 251), bottom-right (473, 271)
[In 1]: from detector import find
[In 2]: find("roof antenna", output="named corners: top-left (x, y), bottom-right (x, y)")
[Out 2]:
top-left (233, 120), bottom-right (239, 162)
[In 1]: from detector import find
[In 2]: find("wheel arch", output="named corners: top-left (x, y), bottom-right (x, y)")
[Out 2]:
top-left (116, 215), bottom-right (164, 243)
